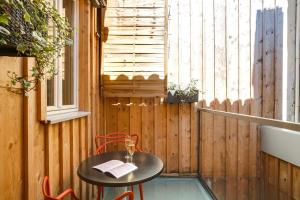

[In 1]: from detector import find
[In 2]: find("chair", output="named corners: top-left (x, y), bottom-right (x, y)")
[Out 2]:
top-left (42, 176), bottom-right (134, 200)
top-left (95, 132), bottom-right (140, 153)
top-left (115, 191), bottom-right (134, 200)
top-left (42, 176), bottom-right (79, 200)
top-left (95, 132), bottom-right (144, 200)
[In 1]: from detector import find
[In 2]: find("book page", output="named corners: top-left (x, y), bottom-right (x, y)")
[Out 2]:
top-left (92, 160), bottom-right (124, 173)
top-left (107, 163), bottom-right (138, 179)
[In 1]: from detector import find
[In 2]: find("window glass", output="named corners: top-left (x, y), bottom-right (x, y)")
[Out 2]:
top-left (46, 0), bottom-right (77, 111)
top-left (62, 0), bottom-right (75, 105)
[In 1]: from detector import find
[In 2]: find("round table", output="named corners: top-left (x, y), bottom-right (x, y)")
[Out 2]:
top-left (77, 151), bottom-right (164, 187)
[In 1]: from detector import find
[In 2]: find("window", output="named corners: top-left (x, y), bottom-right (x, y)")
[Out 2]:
top-left (47, 0), bottom-right (79, 114)
top-left (102, 0), bottom-right (167, 97)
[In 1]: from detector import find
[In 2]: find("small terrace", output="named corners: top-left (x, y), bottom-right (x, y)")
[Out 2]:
top-left (0, 0), bottom-right (300, 200)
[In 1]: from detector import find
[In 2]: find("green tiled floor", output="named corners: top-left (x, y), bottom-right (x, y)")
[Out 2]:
top-left (103, 177), bottom-right (213, 200)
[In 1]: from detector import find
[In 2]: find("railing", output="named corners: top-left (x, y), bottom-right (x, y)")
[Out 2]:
top-left (198, 108), bottom-right (300, 131)
top-left (197, 108), bottom-right (300, 200)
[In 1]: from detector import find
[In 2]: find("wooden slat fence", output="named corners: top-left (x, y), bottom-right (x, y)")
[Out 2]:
top-left (199, 108), bottom-right (300, 200)
top-left (101, 97), bottom-right (199, 174)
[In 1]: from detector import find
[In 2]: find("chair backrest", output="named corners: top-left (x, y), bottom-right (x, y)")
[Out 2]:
top-left (95, 132), bottom-right (140, 154)
top-left (42, 176), bottom-right (54, 200)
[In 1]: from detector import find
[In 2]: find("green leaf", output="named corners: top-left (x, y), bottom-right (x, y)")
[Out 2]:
top-left (0, 26), bottom-right (10, 35)
top-left (0, 38), bottom-right (7, 45)
top-left (23, 12), bottom-right (31, 23)
top-left (16, 43), bottom-right (27, 53)
top-left (0, 14), bottom-right (9, 25)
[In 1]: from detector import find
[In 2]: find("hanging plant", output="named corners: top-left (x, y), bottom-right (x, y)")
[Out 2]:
top-left (0, 0), bottom-right (72, 95)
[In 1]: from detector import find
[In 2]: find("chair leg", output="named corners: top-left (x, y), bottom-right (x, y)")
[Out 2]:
top-left (98, 186), bottom-right (103, 200)
top-left (138, 184), bottom-right (144, 200)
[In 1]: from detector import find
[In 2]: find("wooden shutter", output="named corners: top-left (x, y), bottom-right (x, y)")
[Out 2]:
top-left (102, 0), bottom-right (166, 97)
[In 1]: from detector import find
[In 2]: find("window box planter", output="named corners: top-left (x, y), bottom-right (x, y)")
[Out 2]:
top-left (166, 90), bottom-right (199, 103)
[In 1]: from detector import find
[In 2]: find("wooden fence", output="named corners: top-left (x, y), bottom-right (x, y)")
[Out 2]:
top-left (199, 108), bottom-right (300, 200)
top-left (100, 97), bottom-right (199, 174)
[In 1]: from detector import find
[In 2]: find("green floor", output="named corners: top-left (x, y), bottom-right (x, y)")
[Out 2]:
top-left (104, 177), bottom-right (213, 200)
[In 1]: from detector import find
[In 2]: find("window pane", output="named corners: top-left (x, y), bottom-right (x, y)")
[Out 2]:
top-left (62, 0), bottom-right (75, 106)
top-left (47, 78), bottom-right (55, 106)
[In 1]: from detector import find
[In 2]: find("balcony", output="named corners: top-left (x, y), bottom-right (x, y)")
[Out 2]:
top-left (0, 0), bottom-right (300, 200)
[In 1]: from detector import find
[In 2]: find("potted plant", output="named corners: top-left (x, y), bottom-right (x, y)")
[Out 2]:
top-left (0, 0), bottom-right (72, 95)
top-left (167, 79), bottom-right (200, 103)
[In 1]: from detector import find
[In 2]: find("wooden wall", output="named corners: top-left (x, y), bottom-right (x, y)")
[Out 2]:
top-left (0, 57), bottom-right (24, 200)
top-left (200, 111), bottom-right (261, 200)
top-left (0, 1), bottom-right (100, 200)
top-left (101, 97), bottom-right (199, 174)
top-left (262, 153), bottom-right (300, 200)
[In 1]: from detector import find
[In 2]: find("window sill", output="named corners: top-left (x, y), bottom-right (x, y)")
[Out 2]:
top-left (44, 111), bottom-right (90, 124)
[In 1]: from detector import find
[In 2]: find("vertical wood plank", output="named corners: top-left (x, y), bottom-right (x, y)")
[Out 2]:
top-left (190, 103), bottom-right (199, 173)
top-left (168, 0), bottom-right (179, 84)
top-left (286, 0), bottom-right (297, 121)
top-left (212, 102), bottom-right (226, 200)
top-left (274, 0), bottom-right (284, 120)
top-left (141, 98), bottom-right (154, 153)
top-left (202, 0), bottom-right (215, 106)
top-left (130, 98), bottom-right (142, 149)
top-left (117, 98), bottom-right (130, 150)
top-left (278, 160), bottom-right (290, 200)
top-left (105, 98), bottom-right (118, 151)
top-left (178, 0), bottom-right (191, 86)
top-left (45, 124), bottom-right (61, 196)
top-left (201, 110), bottom-right (214, 182)
top-left (154, 98), bottom-right (167, 172)
top-left (262, 0), bottom-right (276, 119)
top-left (190, 0), bottom-right (203, 99)
top-left (71, 120), bottom-right (80, 197)
top-left (179, 103), bottom-right (191, 173)
top-left (293, 166), bottom-right (300, 200)
top-left (167, 104), bottom-right (179, 173)
top-left (59, 122), bottom-right (71, 192)
top-left (267, 155), bottom-right (279, 200)
top-left (237, 102), bottom-right (250, 200)
top-left (79, 118), bottom-right (87, 200)
top-left (225, 105), bottom-right (238, 200)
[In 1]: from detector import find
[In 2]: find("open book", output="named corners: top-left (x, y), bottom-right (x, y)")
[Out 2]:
top-left (92, 160), bottom-right (138, 179)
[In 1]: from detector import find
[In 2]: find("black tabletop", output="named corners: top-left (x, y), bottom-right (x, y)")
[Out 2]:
top-left (77, 151), bottom-right (164, 187)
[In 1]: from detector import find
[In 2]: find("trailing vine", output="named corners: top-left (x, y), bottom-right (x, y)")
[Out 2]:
top-left (0, 0), bottom-right (72, 95)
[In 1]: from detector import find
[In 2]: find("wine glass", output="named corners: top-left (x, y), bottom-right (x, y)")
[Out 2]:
top-left (127, 139), bottom-right (135, 163)
top-left (126, 138), bottom-right (135, 163)
top-left (124, 135), bottom-right (131, 160)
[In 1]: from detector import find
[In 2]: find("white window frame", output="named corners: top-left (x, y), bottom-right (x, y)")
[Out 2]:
top-left (47, 0), bottom-right (79, 116)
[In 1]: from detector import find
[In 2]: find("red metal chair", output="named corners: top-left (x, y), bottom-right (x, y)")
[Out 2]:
top-left (95, 132), bottom-right (140, 153)
top-left (42, 176), bottom-right (134, 200)
top-left (115, 191), bottom-right (134, 200)
top-left (42, 176), bottom-right (79, 200)
top-left (95, 132), bottom-right (144, 200)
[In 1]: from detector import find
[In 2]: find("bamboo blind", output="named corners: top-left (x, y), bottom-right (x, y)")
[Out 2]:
top-left (102, 0), bottom-right (166, 97)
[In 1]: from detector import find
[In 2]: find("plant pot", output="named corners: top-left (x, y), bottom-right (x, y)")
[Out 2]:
top-left (166, 90), bottom-right (199, 103)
